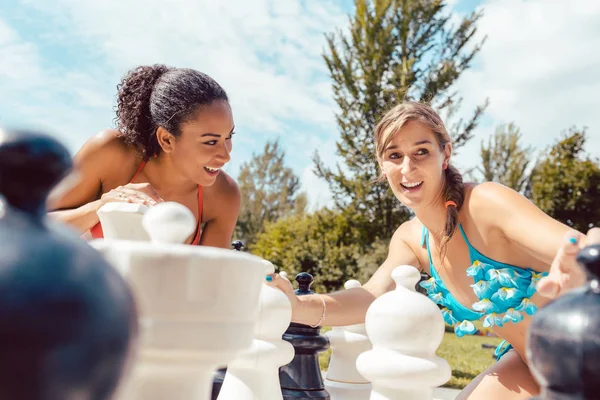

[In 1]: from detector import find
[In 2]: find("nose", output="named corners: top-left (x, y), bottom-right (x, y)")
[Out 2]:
top-left (399, 156), bottom-right (414, 176)
top-left (216, 141), bottom-right (231, 164)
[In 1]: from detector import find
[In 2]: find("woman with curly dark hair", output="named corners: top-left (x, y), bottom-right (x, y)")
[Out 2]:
top-left (49, 64), bottom-right (240, 248)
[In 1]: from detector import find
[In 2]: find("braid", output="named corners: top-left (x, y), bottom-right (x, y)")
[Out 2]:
top-left (440, 164), bottom-right (465, 260)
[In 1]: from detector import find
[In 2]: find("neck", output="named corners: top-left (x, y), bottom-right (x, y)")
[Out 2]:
top-left (412, 197), bottom-right (449, 239)
top-left (142, 155), bottom-right (197, 196)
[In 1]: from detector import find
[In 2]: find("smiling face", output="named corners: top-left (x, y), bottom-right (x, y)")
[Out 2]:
top-left (378, 119), bottom-right (451, 210)
top-left (166, 100), bottom-right (235, 186)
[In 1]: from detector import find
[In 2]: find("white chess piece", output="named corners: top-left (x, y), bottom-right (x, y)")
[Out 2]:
top-left (325, 280), bottom-right (372, 400)
top-left (217, 260), bottom-right (295, 400)
top-left (356, 266), bottom-right (451, 400)
top-left (91, 202), bottom-right (267, 400)
top-left (96, 202), bottom-right (150, 241)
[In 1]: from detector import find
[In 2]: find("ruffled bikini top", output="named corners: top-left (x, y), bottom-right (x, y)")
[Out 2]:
top-left (419, 225), bottom-right (548, 337)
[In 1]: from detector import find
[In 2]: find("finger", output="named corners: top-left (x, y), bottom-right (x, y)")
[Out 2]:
top-left (117, 188), bottom-right (160, 205)
top-left (125, 183), bottom-right (163, 202)
top-left (562, 230), bottom-right (585, 255)
top-left (537, 231), bottom-right (577, 298)
top-left (265, 273), bottom-right (294, 294)
top-left (102, 190), bottom-right (156, 206)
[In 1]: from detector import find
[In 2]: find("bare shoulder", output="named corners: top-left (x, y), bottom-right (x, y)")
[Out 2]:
top-left (213, 170), bottom-right (240, 201)
top-left (49, 129), bottom-right (138, 210)
top-left (390, 216), bottom-right (423, 251)
top-left (204, 170), bottom-right (241, 216)
top-left (75, 129), bottom-right (134, 166)
top-left (464, 181), bottom-right (528, 220)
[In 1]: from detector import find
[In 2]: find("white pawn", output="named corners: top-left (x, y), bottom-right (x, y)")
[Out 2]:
top-left (217, 260), bottom-right (295, 400)
top-left (356, 266), bottom-right (451, 400)
top-left (325, 279), bottom-right (373, 400)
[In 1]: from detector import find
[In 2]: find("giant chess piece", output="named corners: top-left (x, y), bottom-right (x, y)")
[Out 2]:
top-left (217, 260), bottom-right (294, 399)
top-left (211, 240), bottom-right (247, 400)
top-left (324, 279), bottom-right (372, 400)
top-left (527, 244), bottom-right (600, 400)
top-left (0, 128), bottom-right (137, 400)
top-left (91, 206), bottom-right (267, 400)
top-left (356, 266), bottom-right (451, 400)
top-left (279, 272), bottom-right (331, 400)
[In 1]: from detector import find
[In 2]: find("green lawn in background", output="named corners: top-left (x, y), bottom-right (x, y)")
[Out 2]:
top-left (318, 322), bottom-right (503, 390)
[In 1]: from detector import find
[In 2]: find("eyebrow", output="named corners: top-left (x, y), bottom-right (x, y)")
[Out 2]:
top-left (200, 126), bottom-right (236, 138)
top-left (385, 139), bottom-right (432, 151)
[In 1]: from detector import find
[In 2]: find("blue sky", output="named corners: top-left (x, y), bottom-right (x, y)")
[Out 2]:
top-left (1, 0), bottom-right (599, 208)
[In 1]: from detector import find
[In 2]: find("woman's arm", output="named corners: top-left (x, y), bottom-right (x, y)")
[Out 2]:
top-left (270, 222), bottom-right (422, 327)
top-left (471, 182), bottom-right (572, 267)
top-left (47, 130), bottom-right (140, 233)
top-left (470, 181), bottom-right (597, 296)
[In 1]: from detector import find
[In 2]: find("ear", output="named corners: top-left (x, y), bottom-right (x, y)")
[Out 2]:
top-left (156, 126), bottom-right (176, 153)
top-left (443, 142), bottom-right (452, 167)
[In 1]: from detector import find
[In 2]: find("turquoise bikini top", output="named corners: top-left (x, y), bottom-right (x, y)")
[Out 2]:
top-left (419, 225), bottom-right (548, 338)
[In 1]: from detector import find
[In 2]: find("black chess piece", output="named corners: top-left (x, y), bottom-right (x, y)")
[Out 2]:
top-left (526, 244), bottom-right (600, 400)
top-left (279, 272), bottom-right (331, 400)
top-left (0, 129), bottom-right (138, 400)
top-left (210, 239), bottom-right (248, 399)
top-left (231, 240), bottom-right (245, 251)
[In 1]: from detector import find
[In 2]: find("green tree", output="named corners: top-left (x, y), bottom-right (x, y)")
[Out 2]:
top-left (478, 123), bottom-right (534, 193)
top-left (235, 139), bottom-right (307, 248)
top-left (314, 0), bottom-right (488, 243)
top-left (528, 128), bottom-right (600, 232)
top-left (253, 209), bottom-right (361, 293)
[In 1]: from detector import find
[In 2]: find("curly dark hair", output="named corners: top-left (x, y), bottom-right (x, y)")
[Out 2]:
top-left (115, 64), bottom-right (229, 160)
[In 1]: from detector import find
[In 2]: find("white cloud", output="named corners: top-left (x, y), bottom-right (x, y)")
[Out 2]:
top-left (301, 165), bottom-right (334, 210)
top-left (22, 0), bottom-right (345, 137)
top-left (452, 0), bottom-right (600, 172)
top-left (5, 0), bottom-right (346, 207)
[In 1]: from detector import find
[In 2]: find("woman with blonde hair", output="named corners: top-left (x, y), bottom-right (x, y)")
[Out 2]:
top-left (268, 101), bottom-right (599, 399)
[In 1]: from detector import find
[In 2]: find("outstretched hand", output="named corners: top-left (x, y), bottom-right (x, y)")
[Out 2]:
top-left (265, 273), bottom-right (302, 320)
top-left (537, 227), bottom-right (600, 299)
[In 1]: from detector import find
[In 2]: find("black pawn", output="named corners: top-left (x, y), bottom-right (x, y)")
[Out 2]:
top-left (526, 244), bottom-right (600, 400)
top-left (231, 240), bottom-right (245, 251)
top-left (210, 240), bottom-right (248, 399)
top-left (0, 129), bottom-right (137, 400)
top-left (279, 272), bottom-right (330, 400)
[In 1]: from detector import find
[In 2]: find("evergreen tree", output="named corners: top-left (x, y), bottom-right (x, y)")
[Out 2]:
top-left (478, 123), bottom-right (533, 193)
top-left (528, 128), bottom-right (600, 232)
top-left (315, 0), bottom-right (488, 242)
top-left (235, 139), bottom-right (307, 248)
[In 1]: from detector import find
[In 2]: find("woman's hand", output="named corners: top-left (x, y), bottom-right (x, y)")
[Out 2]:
top-left (537, 227), bottom-right (600, 299)
top-left (265, 273), bottom-right (302, 320)
top-left (100, 183), bottom-right (163, 208)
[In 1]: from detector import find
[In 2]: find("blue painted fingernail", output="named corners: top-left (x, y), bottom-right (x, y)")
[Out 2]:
top-left (569, 237), bottom-right (577, 244)
top-left (265, 275), bottom-right (273, 282)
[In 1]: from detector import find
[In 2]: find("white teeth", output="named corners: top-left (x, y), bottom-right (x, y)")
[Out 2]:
top-left (204, 166), bottom-right (220, 172)
top-left (401, 181), bottom-right (423, 188)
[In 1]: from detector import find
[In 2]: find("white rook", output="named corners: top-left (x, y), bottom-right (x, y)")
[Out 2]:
top-left (356, 266), bottom-right (451, 400)
top-left (324, 279), bottom-right (372, 400)
top-left (91, 202), bottom-right (267, 400)
top-left (217, 260), bottom-right (295, 400)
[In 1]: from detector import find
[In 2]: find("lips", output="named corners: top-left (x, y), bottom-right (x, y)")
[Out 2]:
top-left (401, 181), bottom-right (423, 189)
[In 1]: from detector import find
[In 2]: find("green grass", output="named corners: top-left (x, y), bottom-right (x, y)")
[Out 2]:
top-left (318, 322), bottom-right (503, 390)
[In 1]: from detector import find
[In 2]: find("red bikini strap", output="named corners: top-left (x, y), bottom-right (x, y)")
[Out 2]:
top-left (130, 161), bottom-right (147, 183)
top-left (191, 186), bottom-right (203, 245)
